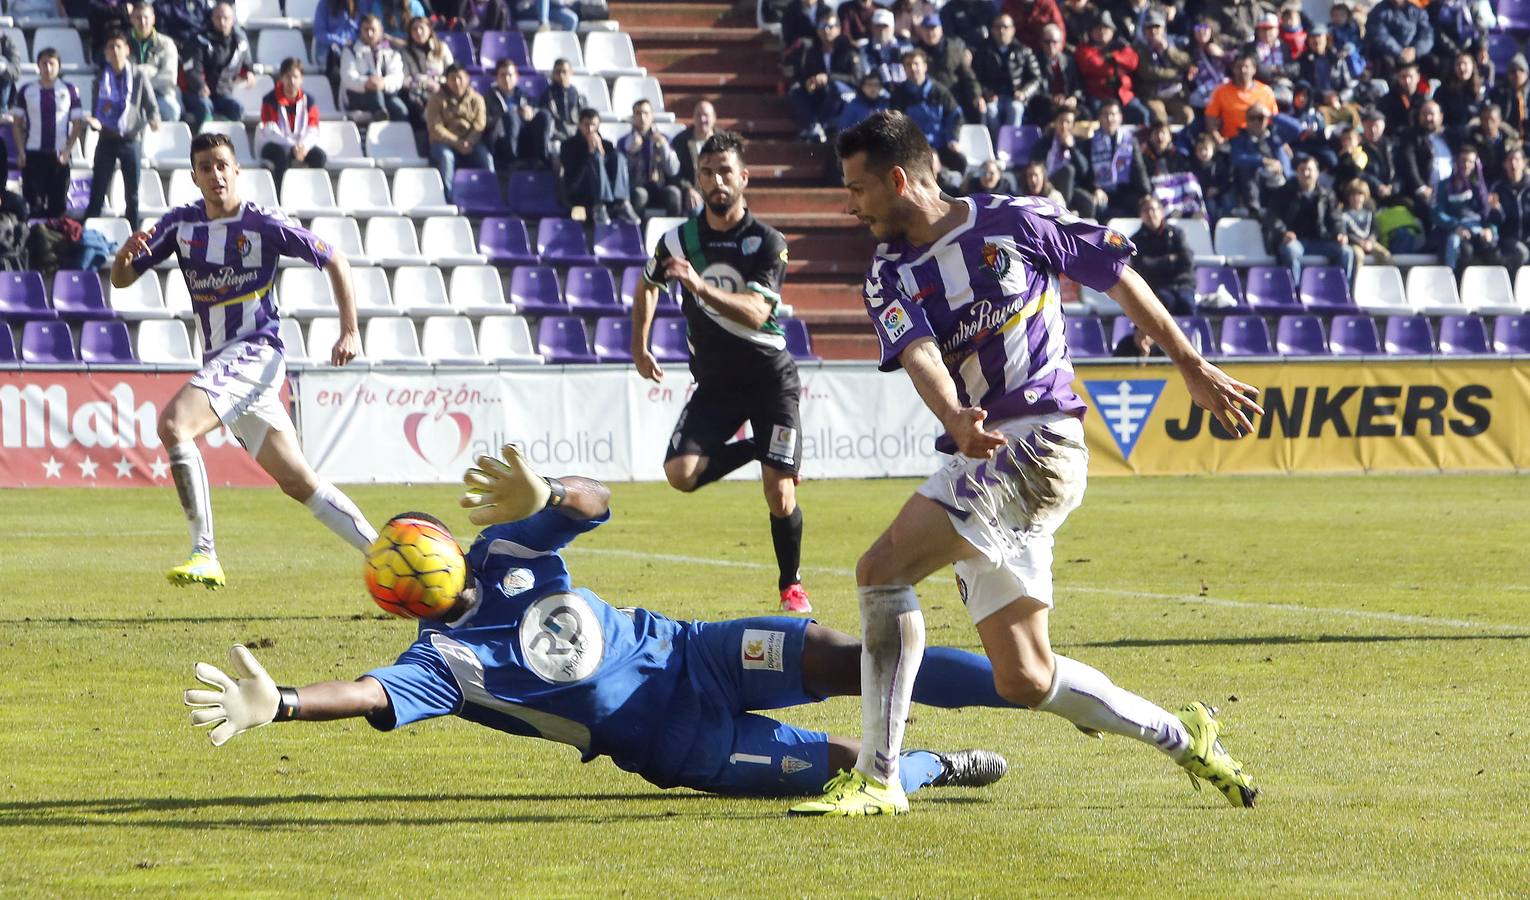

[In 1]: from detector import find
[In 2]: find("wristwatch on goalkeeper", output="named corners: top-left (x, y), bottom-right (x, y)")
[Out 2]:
top-left (545, 477), bottom-right (566, 508)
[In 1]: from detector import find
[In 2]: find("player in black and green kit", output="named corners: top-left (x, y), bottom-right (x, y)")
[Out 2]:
top-left (631, 130), bottom-right (813, 613)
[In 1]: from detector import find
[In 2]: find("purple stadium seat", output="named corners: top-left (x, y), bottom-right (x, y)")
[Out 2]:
top-left (564, 265), bottom-right (622, 313)
top-left (479, 217), bottom-right (539, 266)
top-left (1328, 314), bottom-right (1380, 355)
top-left (619, 266), bottom-right (683, 316)
top-left (20, 320), bottom-right (76, 363)
top-left (509, 266), bottom-right (567, 316)
top-left (479, 30), bottom-right (531, 71)
top-left (1499, 0), bottom-right (1530, 31)
top-left (507, 170), bottom-right (567, 218)
top-left (536, 315), bottom-right (598, 363)
top-left (783, 317), bottom-right (819, 361)
top-left (51, 270), bottom-right (109, 320)
top-left (649, 316), bottom-right (690, 363)
top-left (1219, 315), bottom-right (1273, 356)
top-left (0, 271), bottom-right (56, 321)
top-left (1438, 315), bottom-right (1490, 355)
top-left (0, 322), bottom-right (16, 363)
top-left (1299, 266), bottom-right (1355, 314)
top-left (453, 169), bottom-right (510, 216)
top-left (1174, 315), bottom-right (1214, 354)
top-left (1065, 316), bottom-right (1108, 357)
top-left (1494, 315), bottom-right (1530, 354)
top-left (1245, 266), bottom-right (1303, 314)
top-left (593, 221), bottom-right (648, 267)
top-left (1488, 34), bottom-right (1521, 72)
top-left (1275, 314), bottom-right (1328, 355)
top-left (1195, 265), bottom-right (1244, 306)
top-left (593, 316), bottom-right (634, 362)
top-left (537, 217), bottom-right (598, 266)
top-left (997, 125), bottom-right (1042, 163)
top-left (1384, 315), bottom-right (1435, 354)
top-left (1110, 315), bottom-right (1134, 347)
top-left (436, 30), bottom-right (477, 69)
top-left (79, 319), bottom-right (137, 363)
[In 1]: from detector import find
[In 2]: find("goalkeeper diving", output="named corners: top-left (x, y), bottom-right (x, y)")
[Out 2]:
top-left (183, 446), bottom-right (1020, 799)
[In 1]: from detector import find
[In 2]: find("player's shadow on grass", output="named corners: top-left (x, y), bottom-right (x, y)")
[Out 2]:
top-left (1066, 633), bottom-right (1530, 649)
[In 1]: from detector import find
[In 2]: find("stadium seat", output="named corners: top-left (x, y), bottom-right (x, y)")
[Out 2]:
top-left (1174, 315), bottom-right (1214, 354)
top-left (1110, 315), bottom-right (1135, 347)
top-left (1066, 314), bottom-right (1109, 357)
top-left (435, 30), bottom-right (477, 70)
top-left (509, 266), bottom-right (566, 316)
top-left (995, 125), bottom-right (1041, 165)
top-left (110, 170), bottom-right (170, 218)
top-left (144, 121), bottom-right (194, 168)
top-left (1244, 266), bottom-right (1303, 314)
top-left (363, 217), bottom-right (428, 266)
top-left (1169, 218), bottom-right (1218, 263)
top-left (366, 122), bottom-right (427, 168)
top-left (363, 317), bottom-right (428, 365)
top-left (196, 120), bottom-right (259, 166)
top-left (620, 266), bottom-right (681, 315)
top-left (1212, 218), bottom-right (1275, 267)
top-left (537, 217), bottom-right (598, 266)
top-left (1299, 266), bottom-right (1354, 314)
top-left (393, 168), bottom-right (457, 216)
top-left (230, 75), bottom-right (276, 122)
top-left (565, 266), bottom-right (622, 313)
top-left (957, 124), bottom-right (995, 168)
top-left (51, 270), bottom-right (107, 320)
top-left (391, 266), bottom-right (452, 318)
top-left (592, 316), bottom-right (634, 362)
top-left (644, 215), bottom-right (687, 254)
top-left (583, 31), bottom-right (644, 77)
top-left (570, 75), bottom-right (613, 116)
top-left (1081, 285), bottom-right (1122, 316)
top-left (0, 272), bottom-right (54, 321)
top-left (304, 77), bottom-right (340, 118)
top-left (1383, 315), bottom-right (1435, 355)
top-left (162, 170), bottom-right (197, 208)
top-left (316, 121), bottom-right (372, 168)
top-left (1219, 315), bottom-right (1273, 356)
top-left (1494, 315), bottom-right (1530, 354)
top-left (238, 0), bottom-right (296, 29)
top-left (308, 215), bottom-right (371, 265)
top-left (21, 320), bottom-right (76, 364)
top-left (163, 271), bottom-right (194, 316)
top-left (85, 217), bottom-right (132, 247)
top-left (33, 27), bottom-right (88, 70)
top-left (1194, 265), bottom-right (1244, 306)
top-left (593, 221), bottom-right (648, 267)
top-left (334, 169), bottom-right (395, 216)
top-left (783, 317), bottom-right (818, 361)
top-left (648, 316), bottom-right (689, 362)
top-left (279, 318), bottom-right (310, 364)
top-left (1275, 314), bottom-right (1327, 355)
top-left (1354, 266), bottom-right (1411, 315)
top-left (454, 169), bottom-right (511, 216)
top-left (278, 169), bottom-right (338, 218)
top-left (109, 271), bottom-right (170, 320)
top-left (1404, 266), bottom-right (1464, 316)
top-left (306, 317), bottom-right (343, 363)
top-left (0, 325), bottom-right (14, 365)
top-left (1104, 217), bottom-right (1141, 239)
top-left (479, 217), bottom-right (539, 266)
top-left (610, 76), bottom-right (669, 121)
top-left (537, 315), bottom-right (599, 363)
top-left (478, 31), bottom-right (532, 71)
top-left (136, 319), bottom-right (195, 364)
top-left (1437, 315), bottom-right (1491, 355)
top-left (256, 28), bottom-right (313, 70)
top-left (420, 315), bottom-right (483, 364)
top-left (11, 4), bottom-right (69, 26)
top-left (1328, 314), bottom-right (1381, 355)
top-left (1459, 266), bottom-right (1520, 315)
top-left (506, 169), bottom-right (566, 218)
top-left (349, 267), bottom-right (401, 316)
top-left (277, 268), bottom-right (338, 318)
top-left (476, 314), bottom-right (542, 363)
top-left (1516, 268), bottom-right (1530, 312)
top-left (448, 266), bottom-right (510, 315)
top-left (79, 319), bottom-right (137, 364)
top-left (531, 30), bottom-right (584, 72)
top-left (597, 121), bottom-right (628, 145)
top-left (420, 216), bottom-right (488, 266)
top-left (237, 169), bottom-right (279, 207)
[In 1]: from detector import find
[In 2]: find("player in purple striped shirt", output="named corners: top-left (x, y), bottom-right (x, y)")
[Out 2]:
top-left (109, 132), bottom-right (377, 590)
top-left (792, 111), bottom-right (1266, 817)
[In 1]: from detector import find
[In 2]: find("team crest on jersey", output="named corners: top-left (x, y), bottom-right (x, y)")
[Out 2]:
top-left (501, 567), bottom-right (535, 596)
top-left (781, 756), bottom-right (812, 775)
top-left (235, 233), bottom-right (255, 261)
top-left (741, 628), bottom-right (785, 672)
top-left (741, 235), bottom-right (762, 256)
top-left (980, 241), bottom-right (1011, 278)
top-left (1104, 229), bottom-right (1130, 253)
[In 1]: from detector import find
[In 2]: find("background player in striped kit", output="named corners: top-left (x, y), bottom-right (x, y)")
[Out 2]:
top-left (108, 132), bottom-right (376, 590)
top-left (10, 48), bottom-right (85, 217)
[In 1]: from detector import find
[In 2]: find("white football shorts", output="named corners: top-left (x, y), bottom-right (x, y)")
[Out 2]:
top-left (916, 412), bottom-right (1089, 624)
top-left (189, 339), bottom-right (294, 456)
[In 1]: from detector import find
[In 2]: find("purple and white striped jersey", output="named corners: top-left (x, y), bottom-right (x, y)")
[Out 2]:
top-left (132, 201), bottom-right (334, 361)
top-left (863, 194), bottom-right (1135, 452)
top-left (13, 80), bottom-right (82, 153)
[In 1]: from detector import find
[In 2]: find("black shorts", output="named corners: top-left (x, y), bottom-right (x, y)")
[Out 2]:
top-left (665, 368), bottom-right (802, 474)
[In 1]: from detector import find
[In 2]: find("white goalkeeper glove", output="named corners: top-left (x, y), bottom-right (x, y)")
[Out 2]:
top-left (459, 443), bottom-right (564, 526)
top-left (183, 644), bottom-right (284, 747)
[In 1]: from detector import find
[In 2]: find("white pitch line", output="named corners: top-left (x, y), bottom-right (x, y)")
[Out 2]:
top-left (568, 546), bottom-right (1527, 633)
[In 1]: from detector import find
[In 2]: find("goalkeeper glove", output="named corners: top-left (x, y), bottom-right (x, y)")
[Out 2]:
top-left (459, 443), bottom-right (565, 526)
top-left (183, 644), bottom-right (296, 747)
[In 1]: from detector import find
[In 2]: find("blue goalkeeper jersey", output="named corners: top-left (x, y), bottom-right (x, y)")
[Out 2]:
top-left (365, 508), bottom-right (699, 784)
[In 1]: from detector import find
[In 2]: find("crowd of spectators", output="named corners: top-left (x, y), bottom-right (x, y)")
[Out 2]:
top-left (772, 0), bottom-right (1525, 292)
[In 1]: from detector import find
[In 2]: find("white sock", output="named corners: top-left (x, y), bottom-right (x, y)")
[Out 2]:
top-left (1038, 655), bottom-right (1190, 761)
top-left (168, 442), bottom-right (215, 556)
top-left (303, 482), bottom-right (378, 552)
top-left (853, 585), bottom-right (926, 787)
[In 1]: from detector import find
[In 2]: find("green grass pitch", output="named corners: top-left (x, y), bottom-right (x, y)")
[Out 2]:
top-left (2, 474), bottom-right (1527, 896)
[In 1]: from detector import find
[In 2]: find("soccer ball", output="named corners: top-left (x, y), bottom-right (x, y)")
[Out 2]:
top-left (364, 516), bottom-right (466, 620)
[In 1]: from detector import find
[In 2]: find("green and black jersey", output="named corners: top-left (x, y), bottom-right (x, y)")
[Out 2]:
top-left (643, 210), bottom-right (793, 380)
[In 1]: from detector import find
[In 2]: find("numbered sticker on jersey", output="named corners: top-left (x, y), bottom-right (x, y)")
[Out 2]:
top-left (767, 425), bottom-right (796, 463)
top-left (519, 592), bottom-right (605, 683)
top-left (740, 628), bottom-right (785, 672)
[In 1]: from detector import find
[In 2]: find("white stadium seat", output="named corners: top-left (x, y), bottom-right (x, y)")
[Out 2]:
top-left (165, 169), bottom-right (199, 207)
top-left (1353, 265), bottom-right (1410, 315)
top-left (230, 75), bottom-right (276, 122)
top-left (569, 74), bottom-right (612, 116)
top-left (391, 167), bottom-right (456, 216)
top-left (610, 75), bottom-right (670, 121)
top-left (531, 30), bottom-right (584, 72)
top-left (237, 0), bottom-right (297, 30)
top-left (277, 267), bottom-right (338, 318)
top-left (85, 216), bottom-right (132, 246)
top-left (136, 319), bottom-right (195, 364)
top-left (110, 272), bottom-right (171, 320)
top-left (420, 216), bottom-right (487, 266)
top-left (1517, 267), bottom-right (1530, 312)
top-left (285, 0), bottom-right (321, 24)
top-left (644, 215), bottom-right (686, 254)
top-left (477, 315), bottom-right (544, 363)
top-left (583, 31), bottom-right (644, 77)
top-left (1212, 218), bottom-right (1275, 267)
top-left (144, 121), bottom-right (194, 168)
top-left (957, 124), bottom-right (994, 170)
top-left (391, 266), bottom-right (452, 317)
top-left (316, 121), bottom-right (372, 167)
top-left (198, 120), bottom-right (260, 165)
top-left (237, 169), bottom-right (279, 207)
top-left (279, 168), bottom-right (339, 218)
top-left (279, 318), bottom-right (310, 363)
top-left (363, 216), bottom-right (428, 266)
top-left (307, 317), bottom-right (349, 363)
top-left (598, 121), bottom-right (627, 145)
top-left (335, 168), bottom-right (395, 215)
top-left (108, 170), bottom-right (170, 218)
top-left (448, 265), bottom-right (510, 316)
top-left (365, 121), bottom-right (426, 168)
top-left (256, 28), bottom-right (313, 70)
top-left (363, 317), bottom-right (427, 364)
top-left (33, 27), bottom-right (87, 70)
top-left (349, 266), bottom-right (400, 316)
top-left (1105, 217), bottom-right (1142, 238)
top-left (1168, 217), bottom-right (1220, 263)
top-left (308, 215), bottom-right (371, 265)
top-left (1458, 266), bottom-right (1520, 315)
top-left (1404, 265), bottom-right (1464, 316)
top-left (163, 270), bottom-right (193, 316)
top-left (421, 315), bottom-right (483, 364)
top-left (304, 76), bottom-right (340, 118)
